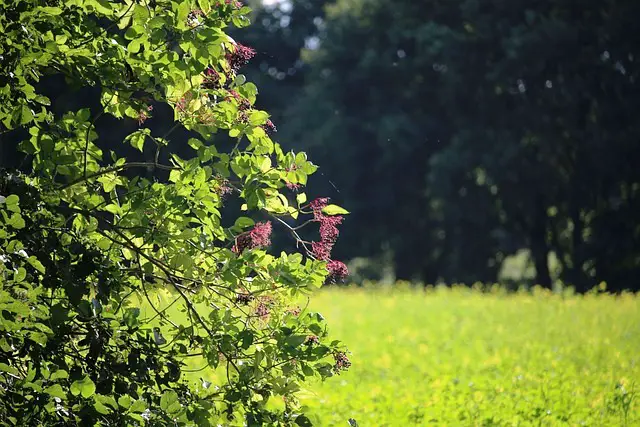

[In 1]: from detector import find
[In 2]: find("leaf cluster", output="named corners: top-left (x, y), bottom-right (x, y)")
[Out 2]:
top-left (0, 0), bottom-right (349, 425)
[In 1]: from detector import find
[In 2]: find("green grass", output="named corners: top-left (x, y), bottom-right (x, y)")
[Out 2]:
top-left (300, 286), bottom-right (640, 426)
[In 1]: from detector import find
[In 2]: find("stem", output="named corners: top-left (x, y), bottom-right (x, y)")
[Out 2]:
top-left (271, 214), bottom-right (314, 258)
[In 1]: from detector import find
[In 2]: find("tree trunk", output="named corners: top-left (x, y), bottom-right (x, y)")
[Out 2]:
top-left (421, 265), bottom-right (438, 287)
top-left (568, 206), bottom-right (588, 292)
top-left (531, 198), bottom-right (551, 288)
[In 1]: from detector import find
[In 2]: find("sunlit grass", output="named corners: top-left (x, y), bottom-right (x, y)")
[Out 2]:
top-left (301, 286), bottom-right (640, 426)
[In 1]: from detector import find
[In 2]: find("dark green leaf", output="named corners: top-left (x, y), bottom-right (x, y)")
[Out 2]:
top-left (295, 415), bottom-right (313, 427)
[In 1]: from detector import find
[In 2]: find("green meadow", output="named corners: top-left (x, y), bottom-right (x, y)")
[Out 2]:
top-left (140, 285), bottom-right (639, 426)
top-left (300, 286), bottom-right (640, 426)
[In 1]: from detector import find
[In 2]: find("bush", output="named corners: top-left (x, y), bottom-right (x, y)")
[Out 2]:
top-left (0, 0), bottom-right (348, 425)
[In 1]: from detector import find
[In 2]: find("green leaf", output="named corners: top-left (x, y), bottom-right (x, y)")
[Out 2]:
top-left (118, 395), bottom-right (133, 409)
top-left (248, 110), bottom-right (269, 126)
top-left (34, 95), bottom-right (51, 106)
top-left (8, 213), bottom-right (25, 229)
top-left (23, 382), bottom-right (43, 392)
top-left (130, 399), bottom-right (147, 413)
top-left (128, 39), bottom-right (141, 54)
top-left (77, 108), bottom-right (91, 122)
top-left (97, 174), bottom-right (120, 192)
top-left (0, 363), bottom-right (19, 376)
top-left (94, 401), bottom-right (111, 415)
top-left (234, 217), bottom-right (254, 229)
top-left (295, 415), bottom-right (313, 427)
top-left (4, 194), bottom-right (20, 212)
top-left (28, 331), bottom-right (48, 346)
top-left (13, 267), bottom-right (26, 283)
top-left (95, 394), bottom-right (119, 410)
top-left (259, 156), bottom-right (271, 172)
top-left (238, 330), bottom-right (254, 349)
top-left (124, 129), bottom-right (149, 152)
top-left (170, 253), bottom-right (193, 270)
top-left (234, 74), bottom-right (247, 86)
top-left (160, 390), bottom-right (181, 414)
top-left (70, 376), bottom-right (96, 398)
top-left (148, 16), bottom-right (166, 29)
top-left (188, 138), bottom-right (203, 150)
top-left (104, 204), bottom-right (122, 215)
top-left (169, 169), bottom-right (181, 183)
top-left (285, 335), bottom-right (307, 348)
top-left (91, 0), bottom-right (114, 15)
top-left (124, 26), bottom-right (143, 40)
top-left (124, 307), bottom-right (140, 328)
top-left (27, 256), bottom-right (45, 274)
top-left (321, 204), bottom-right (350, 216)
top-left (301, 364), bottom-right (314, 377)
top-left (38, 6), bottom-right (63, 15)
top-left (50, 370), bottom-right (69, 380)
top-left (44, 384), bottom-right (67, 400)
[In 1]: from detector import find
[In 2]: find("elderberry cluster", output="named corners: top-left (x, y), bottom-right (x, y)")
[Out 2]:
top-left (232, 221), bottom-right (272, 254)
top-left (226, 43), bottom-right (256, 72)
top-left (305, 335), bottom-right (320, 346)
top-left (333, 351), bottom-right (351, 373)
top-left (235, 292), bottom-right (254, 305)
top-left (306, 198), bottom-right (349, 281)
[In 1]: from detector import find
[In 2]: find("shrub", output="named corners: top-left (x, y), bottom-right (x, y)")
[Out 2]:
top-left (0, 0), bottom-right (348, 425)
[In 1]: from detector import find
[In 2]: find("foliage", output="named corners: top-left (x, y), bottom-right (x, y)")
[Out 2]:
top-left (0, 0), bottom-right (349, 425)
top-left (304, 285), bottom-right (640, 425)
top-left (279, 0), bottom-right (640, 291)
top-left (227, 0), bottom-right (332, 127)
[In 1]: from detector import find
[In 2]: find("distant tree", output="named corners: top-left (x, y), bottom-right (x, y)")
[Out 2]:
top-left (425, 0), bottom-right (640, 291)
top-left (281, 0), bottom-right (502, 283)
top-left (285, 0), bottom-right (640, 290)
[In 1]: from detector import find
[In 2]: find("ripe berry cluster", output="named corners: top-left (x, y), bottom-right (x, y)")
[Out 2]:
top-left (232, 221), bottom-right (272, 254)
top-left (226, 43), bottom-right (256, 72)
top-left (235, 292), bottom-right (254, 305)
top-left (305, 335), bottom-right (320, 345)
top-left (333, 351), bottom-right (351, 373)
top-left (306, 198), bottom-right (349, 281)
top-left (178, 13), bottom-right (279, 134)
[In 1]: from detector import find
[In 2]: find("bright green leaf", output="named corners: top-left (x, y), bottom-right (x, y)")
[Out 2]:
top-left (44, 384), bottom-right (67, 400)
top-left (27, 256), bottom-right (45, 274)
top-left (321, 204), bottom-right (349, 216)
top-left (160, 390), bottom-right (181, 414)
top-left (70, 376), bottom-right (96, 398)
top-left (13, 267), bottom-right (26, 283)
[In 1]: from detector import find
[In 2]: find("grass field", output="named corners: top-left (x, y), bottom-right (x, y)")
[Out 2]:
top-left (300, 286), bottom-right (640, 426)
